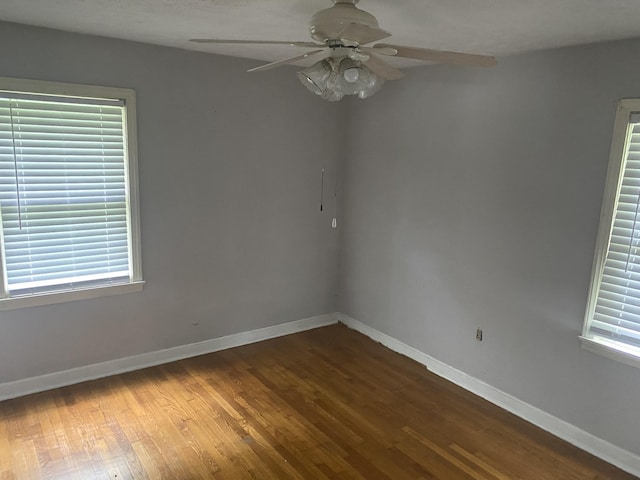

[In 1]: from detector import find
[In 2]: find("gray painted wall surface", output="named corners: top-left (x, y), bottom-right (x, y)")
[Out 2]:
top-left (0, 22), bottom-right (343, 383)
top-left (339, 39), bottom-right (640, 454)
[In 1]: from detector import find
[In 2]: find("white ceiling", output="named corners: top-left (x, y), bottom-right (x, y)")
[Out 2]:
top-left (3, 0), bottom-right (640, 70)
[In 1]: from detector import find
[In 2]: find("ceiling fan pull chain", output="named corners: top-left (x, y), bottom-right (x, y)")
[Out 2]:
top-left (320, 104), bottom-right (329, 213)
top-left (332, 172), bottom-right (338, 228)
top-left (320, 168), bottom-right (325, 211)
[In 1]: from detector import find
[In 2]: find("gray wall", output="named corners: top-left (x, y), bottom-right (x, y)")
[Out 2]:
top-left (339, 39), bottom-right (640, 454)
top-left (0, 22), bottom-right (343, 382)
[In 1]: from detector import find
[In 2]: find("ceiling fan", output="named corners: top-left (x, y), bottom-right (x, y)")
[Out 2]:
top-left (191, 0), bottom-right (497, 101)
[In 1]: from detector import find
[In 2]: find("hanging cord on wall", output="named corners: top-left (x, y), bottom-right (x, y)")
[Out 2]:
top-left (8, 101), bottom-right (23, 230)
top-left (319, 102), bottom-right (329, 213)
top-left (332, 173), bottom-right (337, 229)
top-left (625, 191), bottom-right (640, 272)
top-left (320, 168), bottom-right (325, 211)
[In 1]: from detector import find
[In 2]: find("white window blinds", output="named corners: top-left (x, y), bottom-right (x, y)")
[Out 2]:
top-left (0, 94), bottom-right (132, 296)
top-left (588, 121), bottom-right (640, 348)
top-left (583, 102), bottom-right (640, 363)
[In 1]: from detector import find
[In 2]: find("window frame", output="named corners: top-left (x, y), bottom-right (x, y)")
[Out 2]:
top-left (581, 98), bottom-right (640, 368)
top-left (0, 77), bottom-right (143, 310)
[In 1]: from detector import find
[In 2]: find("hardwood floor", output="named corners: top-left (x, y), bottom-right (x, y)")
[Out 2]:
top-left (0, 323), bottom-right (635, 479)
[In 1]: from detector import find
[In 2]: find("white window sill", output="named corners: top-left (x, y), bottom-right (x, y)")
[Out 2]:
top-left (0, 281), bottom-right (145, 311)
top-left (579, 335), bottom-right (640, 369)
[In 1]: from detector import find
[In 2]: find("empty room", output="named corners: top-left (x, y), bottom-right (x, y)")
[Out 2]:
top-left (1, 0), bottom-right (640, 478)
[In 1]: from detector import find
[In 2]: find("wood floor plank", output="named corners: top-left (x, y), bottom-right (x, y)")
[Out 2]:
top-left (449, 443), bottom-right (513, 480)
top-left (0, 324), bottom-right (636, 479)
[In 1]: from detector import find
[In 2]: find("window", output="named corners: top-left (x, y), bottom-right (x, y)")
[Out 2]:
top-left (0, 77), bottom-right (143, 309)
top-left (582, 99), bottom-right (640, 367)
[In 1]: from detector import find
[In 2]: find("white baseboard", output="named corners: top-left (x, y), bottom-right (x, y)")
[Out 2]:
top-left (336, 313), bottom-right (640, 478)
top-left (0, 313), bottom-right (338, 402)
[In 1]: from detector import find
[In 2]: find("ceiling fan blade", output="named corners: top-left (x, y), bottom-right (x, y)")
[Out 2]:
top-left (190, 39), bottom-right (326, 48)
top-left (373, 44), bottom-right (497, 67)
top-left (360, 46), bottom-right (397, 56)
top-left (247, 49), bottom-right (327, 73)
top-left (338, 23), bottom-right (391, 46)
top-left (363, 54), bottom-right (405, 81)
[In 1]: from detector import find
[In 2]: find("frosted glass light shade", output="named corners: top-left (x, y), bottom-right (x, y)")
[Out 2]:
top-left (297, 57), bottom-right (385, 101)
top-left (357, 69), bottom-right (385, 99)
top-left (297, 60), bottom-right (332, 96)
top-left (344, 68), bottom-right (360, 83)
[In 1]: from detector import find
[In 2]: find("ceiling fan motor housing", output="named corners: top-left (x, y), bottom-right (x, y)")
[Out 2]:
top-left (310, 1), bottom-right (380, 43)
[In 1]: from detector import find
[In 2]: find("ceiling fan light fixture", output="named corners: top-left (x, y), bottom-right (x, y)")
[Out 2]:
top-left (320, 68), bottom-right (344, 101)
top-left (296, 59), bottom-right (332, 96)
top-left (339, 57), bottom-right (361, 83)
top-left (357, 68), bottom-right (385, 99)
top-left (344, 68), bottom-right (360, 83)
top-left (298, 57), bottom-right (384, 101)
top-left (338, 58), bottom-right (384, 99)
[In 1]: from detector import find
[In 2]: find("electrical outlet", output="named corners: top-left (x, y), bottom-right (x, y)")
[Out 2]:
top-left (476, 328), bottom-right (483, 341)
